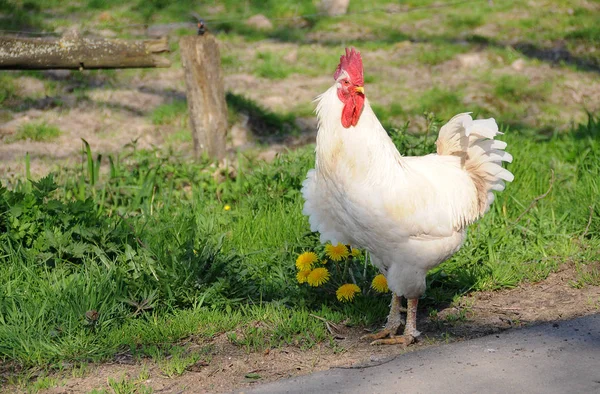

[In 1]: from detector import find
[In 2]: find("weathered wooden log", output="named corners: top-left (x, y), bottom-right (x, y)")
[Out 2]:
top-left (180, 33), bottom-right (227, 160)
top-left (0, 32), bottom-right (170, 70)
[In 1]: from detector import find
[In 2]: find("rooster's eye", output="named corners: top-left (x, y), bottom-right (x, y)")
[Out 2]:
top-left (343, 80), bottom-right (350, 85)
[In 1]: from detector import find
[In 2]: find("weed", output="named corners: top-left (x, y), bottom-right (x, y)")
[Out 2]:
top-left (221, 53), bottom-right (242, 68)
top-left (371, 102), bottom-right (405, 128)
top-left (138, 365), bottom-right (150, 381)
top-left (71, 363), bottom-right (89, 378)
top-left (566, 25), bottom-right (600, 43)
top-left (493, 74), bottom-right (543, 101)
top-left (293, 246), bottom-right (391, 307)
top-left (8, 122), bottom-right (62, 142)
top-left (587, 296), bottom-right (600, 310)
top-left (254, 51), bottom-right (296, 80)
top-left (163, 129), bottom-right (193, 146)
top-left (160, 348), bottom-right (201, 377)
top-left (443, 308), bottom-right (470, 324)
top-left (107, 374), bottom-right (153, 394)
top-left (151, 101), bottom-right (188, 126)
top-left (441, 332), bottom-right (453, 343)
top-left (0, 73), bottom-right (17, 104)
top-left (570, 262), bottom-right (600, 288)
top-left (428, 309), bottom-right (439, 319)
top-left (30, 374), bottom-right (62, 392)
top-left (447, 13), bottom-right (484, 30)
top-left (416, 44), bottom-right (467, 65)
top-left (416, 88), bottom-right (464, 121)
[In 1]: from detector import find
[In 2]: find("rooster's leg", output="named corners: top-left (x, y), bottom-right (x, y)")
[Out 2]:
top-left (369, 298), bottom-right (420, 346)
top-left (361, 293), bottom-right (405, 342)
top-left (403, 298), bottom-right (421, 338)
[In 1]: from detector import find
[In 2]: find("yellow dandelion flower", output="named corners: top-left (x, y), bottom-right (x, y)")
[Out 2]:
top-left (371, 274), bottom-right (389, 293)
top-left (325, 243), bottom-right (349, 261)
top-left (296, 252), bottom-right (318, 271)
top-left (296, 270), bottom-right (311, 284)
top-left (224, 205), bottom-right (231, 211)
top-left (351, 247), bottom-right (361, 258)
top-left (336, 283), bottom-right (361, 302)
top-left (307, 267), bottom-right (330, 287)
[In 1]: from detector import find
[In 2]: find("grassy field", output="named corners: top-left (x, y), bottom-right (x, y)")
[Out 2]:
top-left (1, 0), bottom-right (600, 391)
top-left (2, 117), bottom-right (599, 386)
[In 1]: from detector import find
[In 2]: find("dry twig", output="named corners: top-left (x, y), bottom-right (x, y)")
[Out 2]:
top-left (309, 314), bottom-right (347, 339)
top-left (472, 306), bottom-right (522, 311)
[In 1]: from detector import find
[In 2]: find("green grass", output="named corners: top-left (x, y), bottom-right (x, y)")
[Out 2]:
top-left (416, 87), bottom-right (465, 120)
top-left (566, 25), bottom-right (600, 43)
top-left (446, 12), bottom-right (484, 30)
top-left (29, 375), bottom-right (62, 392)
top-left (1, 114), bottom-right (599, 382)
top-left (0, 74), bottom-right (17, 104)
top-left (416, 43), bottom-right (469, 65)
top-left (106, 372), bottom-right (153, 394)
top-left (163, 128), bottom-right (193, 146)
top-left (151, 100), bottom-right (188, 126)
top-left (570, 262), bottom-right (600, 289)
top-left (254, 51), bottom-right (297, 80)
top-left (371, 102), bottom-right (405, 128)
top-left (493, 74), bottom-right (545, 101)
top-left (8, 122), bottom-right (62, 142)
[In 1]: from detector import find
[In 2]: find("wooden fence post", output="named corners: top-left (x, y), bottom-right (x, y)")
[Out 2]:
top-left (180, 33), bottom-right (227, 160)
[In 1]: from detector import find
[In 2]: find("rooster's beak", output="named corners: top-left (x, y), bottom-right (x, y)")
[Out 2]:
top-left (355, 86), bottom-right (365, 94)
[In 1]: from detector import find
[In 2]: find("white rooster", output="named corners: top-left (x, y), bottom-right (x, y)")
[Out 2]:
top-left (302, 48), bottom-right (513, 345)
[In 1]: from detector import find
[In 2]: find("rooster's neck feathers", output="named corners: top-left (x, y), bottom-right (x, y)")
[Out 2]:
top-left (314, 85), bottom-right (403, 176)
top-left (315, 86), bottom-right (392, 143)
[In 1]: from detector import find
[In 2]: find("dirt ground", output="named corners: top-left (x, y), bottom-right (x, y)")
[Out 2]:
top-left (8, 262), bottom-right (596, 394)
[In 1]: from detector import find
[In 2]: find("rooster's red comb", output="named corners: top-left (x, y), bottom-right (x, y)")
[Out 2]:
top-left (334, 48), bottom-right (364, 86)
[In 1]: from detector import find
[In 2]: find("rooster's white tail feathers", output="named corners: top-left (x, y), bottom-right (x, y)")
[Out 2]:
top-left (436, 113), bottom-right (513, 215)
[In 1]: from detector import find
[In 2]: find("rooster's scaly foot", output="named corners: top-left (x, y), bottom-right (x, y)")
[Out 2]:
top-left (360, 326), bottom-right (399, 342)
top-left (370, 334), bottom-right (416, 346)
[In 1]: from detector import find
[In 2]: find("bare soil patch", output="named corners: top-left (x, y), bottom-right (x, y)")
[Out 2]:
top-left (6, 263), bottom-right (597, 394)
